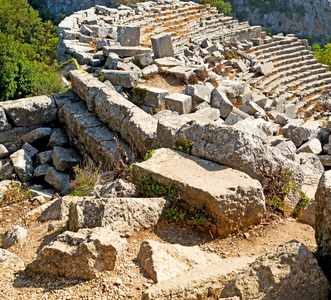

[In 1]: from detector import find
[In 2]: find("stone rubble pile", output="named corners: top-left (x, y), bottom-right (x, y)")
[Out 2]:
top-left (1, 0), bottom-right (331, 297)
top-left (0, 96), bottom-right (82, 194)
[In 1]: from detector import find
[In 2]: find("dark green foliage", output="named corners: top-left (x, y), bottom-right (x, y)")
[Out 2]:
top-left (201, 0), bottom-right (232, 16)
top-left (312, 43), bottom-right (331, 67)
top-left (291, 191), bottom-right (311, 218)
top-left (0, 0), bottom-right (65, 101)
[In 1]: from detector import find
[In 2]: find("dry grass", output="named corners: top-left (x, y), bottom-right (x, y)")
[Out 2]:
top-left (142, 74), bottom-right (186, 94)
top-left (1, 181), bottom-right (31, 208)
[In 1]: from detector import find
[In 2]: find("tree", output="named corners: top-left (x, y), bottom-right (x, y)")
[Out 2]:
top-left (0, 0), bottom-right (64, 101)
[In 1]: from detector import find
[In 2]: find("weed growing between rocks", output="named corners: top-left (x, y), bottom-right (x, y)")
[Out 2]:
top-left (139, 173), bottom-right (217, 237)
top-left (59, 200), bottom-right (77, 233)
top-left (174, 135), bottom-right (193, 155)
top-left (143, 150), bottom-right (156, 161)
top-left (1, 181), bottom-right (31, 207)
top-left (292, 191), bottom-right (311, 218)
top-left (69, 164), bottom-right (100, 197)
top-left (263, 167), bottom-right (299, 214)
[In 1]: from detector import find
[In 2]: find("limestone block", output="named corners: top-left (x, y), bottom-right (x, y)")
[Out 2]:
top-left (240, 100), bottom-right (265, 116)
top-left (233, 117), bottom-right (267, 141)
top-left (184, 84), bottom-right (213, 104)
top-left (210, 88), bottom-right (233, 118)
top-left (275, 140), bottom-right (297, 160)
top-left (284, 120), bottom-right (320, 147)
top-left (69, 197), bottom-right (169, 236)
top-left (151, 33), bottom-right (174, 58)
top-left (48, 128), bottom-right (68, 148)
top-left (0, 158), bottom-right (14, 179)
top-left (142, 64), bottom-right (158, 76)
top-left (281, 119), bottom-right (304, 136)
top-left (138, 240), bottom-right (222, 283)
top-left (1, 225), bottom-right (27, 249)
top-left (1, 96), bottom-right (57, 126)
top-left (132, 149), bottom-right (266, 236)
top-left (224, 112), bottom-right (242, 125)
top-left (104, 52), bottom-right (120, 69)
top-left (142, 257), bottom-right (256, 299)
top-left (70, 71), bottom-right (158, 155)
top-left (316, 170), bottom-right (331, 258)
top-left (102, 70), bottom-right (139, 88)
top-left (176, 123), bottom-right (305, 215)
top-left (10, 149), bottom-right (34, 182)
top-left (233, 60), bottom-right (248, 72)
top-left (0, 249), bottom-right (24, 268)
top-left (45, 167), bottom-right (70, 194)
top-left (167, 66), bottom-right (194, 81)
top-left (285, 104), bottom-right (296, 119)
top-left (22, 127), bottom-right (52, 144)
top-left (256, 61), bottom-right (273, 76)
top-left (135, 53), bottom-right (153, 67)
top-left (22, 143), bottom-right (38, 158)
top-left (117, 26), bottom-right (140, 46)
top-left (0, 107), bottom-right (11, 132)
top-left (26, 228), bottom-right (127, 279)
top-left (52, 146), bottom-right (81, 172)
top-left (195, 107), bottom-right (220, 121)
top-left (103, 46), bottom-right (152, 57)
top-left (133, 86), bottom-right (169, 107)
top-left (34, 164), bottom-right (51, 177)
top-left (36, 150), bottom-right (53, 165)
top-left (165, 93), bottom-right (192, 115)
top-left (0, 144), bottom-right (9, 159)
top-left (298, 153), bottom-right (324, 174)
top-left (297, 138), bottom-right (322, 155)
top-left (221, 241), bottom-right (329, 299)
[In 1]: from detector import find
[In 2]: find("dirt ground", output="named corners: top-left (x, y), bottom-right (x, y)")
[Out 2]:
top-left (0, 200), bottom-right (316, 300)
top-left (142, 74), bottom-right (186, 94)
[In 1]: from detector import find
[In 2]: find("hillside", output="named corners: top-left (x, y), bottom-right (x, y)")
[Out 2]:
top-left (0, 0), bottom-right (64, 101)
top-left (230, 0), bottom-right (331, 45)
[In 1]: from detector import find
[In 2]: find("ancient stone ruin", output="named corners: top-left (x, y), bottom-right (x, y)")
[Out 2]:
top-left (1, 0), bottom-right (331, 298)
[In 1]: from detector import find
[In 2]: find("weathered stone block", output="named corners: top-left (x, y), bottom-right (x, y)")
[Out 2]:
top-left (26, 228), bottom-right (127, 279)
top-left (52, 146), bottom-right (81, 172)
top-left (210, 88), bottom-right (233, 118)
top-left (165, 93), bottom-right (192, 115)
top-left (117, 26), bottom-right (140, 46)
top-left (132, 149), bottom-right (266, 236)
top-left (10, 149), bottom-right (33, 182)
top-left (45, 167), bottom-right (70, 194)
top-left (69, 197), bottom-right (169, 236)
top-left (151, 33), bottom-right (174, 58)
top-left (1, 96), bottom-right (57, 126)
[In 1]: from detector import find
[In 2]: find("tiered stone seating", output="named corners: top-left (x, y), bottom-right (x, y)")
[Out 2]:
top-left (243, 35), bottom-right (331, 112)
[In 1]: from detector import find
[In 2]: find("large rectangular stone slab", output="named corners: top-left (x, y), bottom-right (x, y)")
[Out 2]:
top-left (1, 96), bottom-right (57, 126)
top-left (103, 46), bottom-right (152, 57)
top-left (132, 148), bottom-right (266, 235)
top-left (70, 70), bottom-right (158, 154)
top-left (117, 26), bottom-right (140, 46)
top-left (151, 33), bottom-right (174, 58)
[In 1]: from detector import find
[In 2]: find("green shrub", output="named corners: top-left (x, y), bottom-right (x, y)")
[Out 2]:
top-left (69, 164), bottom-right (100, 197)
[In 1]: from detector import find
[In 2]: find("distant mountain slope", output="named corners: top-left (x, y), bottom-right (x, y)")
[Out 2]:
top-left (230, 0), bottom-right (331, 45)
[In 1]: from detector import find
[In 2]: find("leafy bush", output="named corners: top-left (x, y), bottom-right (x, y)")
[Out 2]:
top-left (312, 43), bottom-right (331, 67)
